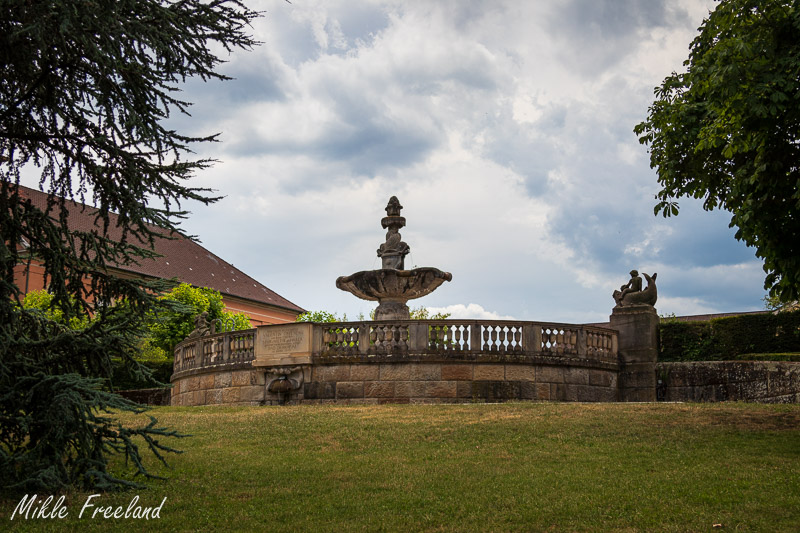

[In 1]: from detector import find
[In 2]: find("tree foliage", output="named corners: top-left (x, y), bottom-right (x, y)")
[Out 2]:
top-left (296, 310), bottom-right (348, 323)
top-left (0, 0), bottom-right (259, 493)
top-left (148, 283), bottom-right (251, 354)
top-left (763, 294), bottom-right (800, 313)
top-left (634, 0), bottom-right (800, 302)
top-left (407, 306), bottom-right (451, 320)
top-left (22, 289), bottom-right (90, 330)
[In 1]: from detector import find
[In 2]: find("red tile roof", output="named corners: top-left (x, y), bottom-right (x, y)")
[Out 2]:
top-left (15, 184), bottom-right (305, 314)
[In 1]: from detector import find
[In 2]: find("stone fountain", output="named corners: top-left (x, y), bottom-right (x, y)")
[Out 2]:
top-left (336, 196), bottom-right (452, 320)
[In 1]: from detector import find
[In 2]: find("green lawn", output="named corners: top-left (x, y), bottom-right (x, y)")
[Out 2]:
top-left (3, 402), bottom-right (799, 532)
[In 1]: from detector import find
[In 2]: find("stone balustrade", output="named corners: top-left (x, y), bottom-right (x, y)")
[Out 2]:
top-left (316, 320), bottom-right (617, 363)
top-left (173, 320), bottom-right (617, 374)
top-left (173, 328), bottom-right (256, 373)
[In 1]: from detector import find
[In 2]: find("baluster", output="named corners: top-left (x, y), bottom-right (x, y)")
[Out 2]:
top-left (454, 327), bottom-right (462, 351)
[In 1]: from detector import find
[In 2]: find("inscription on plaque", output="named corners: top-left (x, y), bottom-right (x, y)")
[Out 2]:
top-left (254, 323), bottom-right (312, 366)
top-left (261, 327), bottom-right (306, 354)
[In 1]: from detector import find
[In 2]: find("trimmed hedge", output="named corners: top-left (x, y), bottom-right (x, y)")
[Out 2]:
top-left (659, 311), bottom-right (800, 361)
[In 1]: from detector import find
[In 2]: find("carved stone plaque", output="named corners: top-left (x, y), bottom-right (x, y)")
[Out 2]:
top-left (254, 323), bottom-right (312, 367)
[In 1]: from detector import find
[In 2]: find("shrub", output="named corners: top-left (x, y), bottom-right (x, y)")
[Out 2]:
top-left (147, 283), bottom-right (251, 354)
top-left (659, 311), bottom-right (800, 361)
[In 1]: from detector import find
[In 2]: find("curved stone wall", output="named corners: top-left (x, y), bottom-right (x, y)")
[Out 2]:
top-left (170, 320), bottom-right (622, 406)
top-left (171, 359), bottom-right (619, 406)
top-left (171, 366), bottom-right (266, 407)
top-left (300, 359), bottom-right (618, 404)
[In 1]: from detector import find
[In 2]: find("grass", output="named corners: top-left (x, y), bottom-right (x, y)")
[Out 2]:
top-left (2, 402), bottom-right (799, 532)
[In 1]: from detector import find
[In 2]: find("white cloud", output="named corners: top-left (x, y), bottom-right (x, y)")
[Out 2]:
top-left (655, 297), bottom-right (718, 317)
top-left (426, 303), bottom-right (516, 321)
top-left (21, 0), bottom-right (764, 323)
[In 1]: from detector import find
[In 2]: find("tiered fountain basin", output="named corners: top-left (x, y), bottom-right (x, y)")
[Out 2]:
top-left (336, 268), bottom-right (453, 320)
top-left (170, 318), bottom-right (620, 406)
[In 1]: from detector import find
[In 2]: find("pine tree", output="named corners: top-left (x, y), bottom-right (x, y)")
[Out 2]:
top-left (0, 0), bottom-right (259, 492)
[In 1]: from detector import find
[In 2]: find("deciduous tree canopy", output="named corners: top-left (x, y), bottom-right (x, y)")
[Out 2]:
top-left (634, 0), bottom-right (800, 302)
top-left (149, 283), bottom-right (251, 355)
top-left (0, 0), bottom-right (259, 492)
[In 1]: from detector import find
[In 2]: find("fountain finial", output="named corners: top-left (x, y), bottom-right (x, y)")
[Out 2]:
top-left (385, 196), bottom-right (403, 216)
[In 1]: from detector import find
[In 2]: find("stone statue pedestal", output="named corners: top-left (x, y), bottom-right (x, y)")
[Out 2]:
top-left (610, 305), bottom-right (658, 402)
top-left (374, 301), bottom-right (410, 321)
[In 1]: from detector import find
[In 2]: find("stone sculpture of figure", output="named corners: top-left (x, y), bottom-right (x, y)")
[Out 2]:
top-left (613, 270), bottom-right (658, 307)
top-left (378, 228), bottom-right (410, 269)
top-left (618, 270), bottom-right (642, 301)
top-left (187, 311), bottom-right (212, 339)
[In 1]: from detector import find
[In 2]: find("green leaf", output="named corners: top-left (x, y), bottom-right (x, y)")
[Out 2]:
top-left (635, 0), bottom-right (800, 301)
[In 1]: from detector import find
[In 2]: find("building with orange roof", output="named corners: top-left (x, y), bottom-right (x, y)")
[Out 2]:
top-left (13, 184), bottom-right (304, 325)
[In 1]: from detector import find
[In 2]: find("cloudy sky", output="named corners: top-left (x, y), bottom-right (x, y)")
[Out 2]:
top-left (30, 0), bottom-right (770, 323)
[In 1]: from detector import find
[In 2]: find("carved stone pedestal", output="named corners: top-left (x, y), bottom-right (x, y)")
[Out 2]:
top-left (374, 301), bottom-right (410, 320)
top-left (610, 305), bottom-right (658, 402)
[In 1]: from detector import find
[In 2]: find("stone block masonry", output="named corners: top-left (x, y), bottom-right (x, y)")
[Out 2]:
top-left (658, 361), bottom-right (800, 403)
top-left (171, 360), bottom-right (620, 406)
top-left (171, 369), bottom-right (266, 407)
top-left (296, 361), bottom-right (617, 404)
top-left (610, 305), bottom-right (658, 402)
